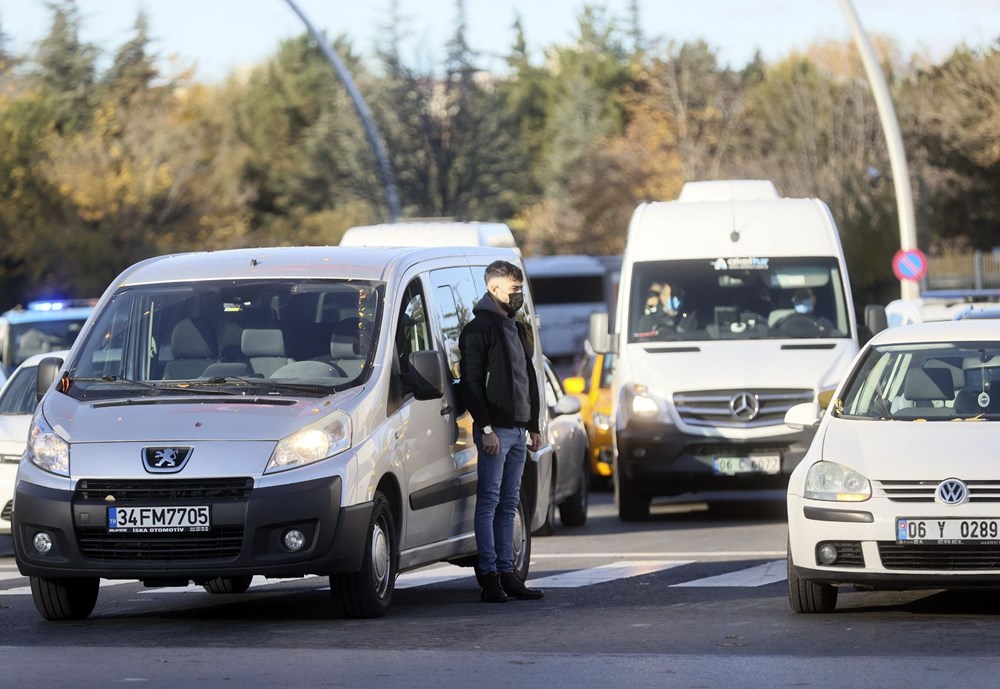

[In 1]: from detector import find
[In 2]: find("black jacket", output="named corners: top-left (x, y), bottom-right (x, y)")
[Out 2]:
top-left (458, 295), bottom-right (540, 433)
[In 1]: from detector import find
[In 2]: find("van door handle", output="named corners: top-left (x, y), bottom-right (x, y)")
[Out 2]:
top-left (440, 405), bottom-right (452, 416)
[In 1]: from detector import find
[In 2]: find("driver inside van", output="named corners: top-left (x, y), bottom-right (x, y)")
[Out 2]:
top-left (638, 281), bottom-right (690, 336)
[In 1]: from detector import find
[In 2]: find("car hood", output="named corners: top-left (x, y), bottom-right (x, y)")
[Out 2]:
top-left (0, 414), bottom-right (31, 455)
top-left (41, 387), bottom-right (365, 443)
top-left (621, 339), bottom-right (856, 393)
top-left (821, 418), bottom-right (1000, 480)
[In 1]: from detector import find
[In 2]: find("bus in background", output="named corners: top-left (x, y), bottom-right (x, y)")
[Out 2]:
top-left (524, 255), bottom-right (618, 374)
top-left (0, 299), bottom-right (97, 380)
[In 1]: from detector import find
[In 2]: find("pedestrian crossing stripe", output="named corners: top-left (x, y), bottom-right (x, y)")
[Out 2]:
top-left (0, 560), bottom-right (788, 596)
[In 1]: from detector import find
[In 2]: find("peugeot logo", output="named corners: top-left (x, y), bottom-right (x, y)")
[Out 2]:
top-left (143, 447), bottom-right (193, 474)
top-left (729, 392), bottom-right (760, 421)
top-left (936, 478), bottom-right (969, 506)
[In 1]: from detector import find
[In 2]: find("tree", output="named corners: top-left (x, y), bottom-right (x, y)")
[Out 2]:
top-left (104, 11), bottom-right (158, 105)
top-left (35, 0), bottom-right (96, 133)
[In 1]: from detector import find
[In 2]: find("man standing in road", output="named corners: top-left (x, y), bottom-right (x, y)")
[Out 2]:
top-left (459, 260), bottom-right (545, 604)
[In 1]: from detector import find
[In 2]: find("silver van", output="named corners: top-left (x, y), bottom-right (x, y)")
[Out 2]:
top-left (12, 246), bottom-right (552, 620)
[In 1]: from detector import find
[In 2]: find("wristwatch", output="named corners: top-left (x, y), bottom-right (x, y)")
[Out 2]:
top-left (482, 425), bottom-right (494, 435)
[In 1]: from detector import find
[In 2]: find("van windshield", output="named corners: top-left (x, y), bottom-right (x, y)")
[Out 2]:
top-left (628, 257), bottom-right (850, 343)
top-left (66, 279), bottom-right (383, 400)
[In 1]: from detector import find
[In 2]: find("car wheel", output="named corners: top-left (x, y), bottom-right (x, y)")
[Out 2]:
top-left (787, 546), bottom-right (837, 613)
top-left (616, 470), bottom-right (650, 522)
top-left (512, 495), bottom-right (532, 582)
top-left (202, 576), bottom-right (253, 594)
top-left (559, 452), bottom-right (589, 527)
top-left (535, 475), bottom-right (557, 537)
top-left (30, 576), bottom-right (99, 621)
top-left (330, 491), bottom-right (397, 618)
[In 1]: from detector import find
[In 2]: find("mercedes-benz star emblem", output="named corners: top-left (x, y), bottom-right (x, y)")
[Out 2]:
top-left (729, 392), bottom-right (760, 421)
top-left (936, 478), bottom-right (969, 506)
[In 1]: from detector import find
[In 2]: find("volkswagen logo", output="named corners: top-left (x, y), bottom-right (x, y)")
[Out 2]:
top-left (729, 392), bottom-right (760, 421)
top-left (936, 478), bottom-right (969, 506)
top-left (142, 447), bottom-right (193, 474)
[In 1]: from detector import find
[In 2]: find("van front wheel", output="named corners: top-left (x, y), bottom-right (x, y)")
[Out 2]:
top-left (616, 472), bottom-right (650, 521)
top-left (330, 492), bottom-right (397, 618)
top-left (30, 576), bottom-right (99, 621)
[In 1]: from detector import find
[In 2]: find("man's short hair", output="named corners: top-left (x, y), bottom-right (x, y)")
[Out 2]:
top-left (485, 260), bottom-right (523, 284)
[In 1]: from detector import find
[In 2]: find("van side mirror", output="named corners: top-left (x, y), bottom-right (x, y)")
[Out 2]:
top-left (784, 402), bottom-right (821, 430)
top-left (553, 395), bottom-right (582, 416)
top-left (865, 305), bottom-right (887, 337)
top-left (563, 376), bottom-right (586, 395)
top-left (36, 357), bottom-right (65, 402)
top-left (408, 350), bottom-right (446, 401)
top-left (588, 312), bottom-right (615, 354)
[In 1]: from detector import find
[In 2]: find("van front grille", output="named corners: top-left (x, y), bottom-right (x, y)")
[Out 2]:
top-left (674, 389), bottom-right (814, 428)
top-left (77, 526), bottom-right (244, 561)
top-left (75, 478), bottom-right (253, 501)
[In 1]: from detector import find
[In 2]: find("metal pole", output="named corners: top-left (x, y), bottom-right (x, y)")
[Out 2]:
top-left (838, 0), bottom-right (919, 300)
top-left (283, 0), bottom-right (401, 222)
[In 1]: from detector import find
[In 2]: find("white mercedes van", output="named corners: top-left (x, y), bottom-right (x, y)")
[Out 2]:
top-left (593, 180), bottom-right (860, 520)
top-left (12, 245), bottom-right (551, 620)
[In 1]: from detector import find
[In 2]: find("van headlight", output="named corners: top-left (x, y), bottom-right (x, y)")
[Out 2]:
top-left (804, 461), bottom-right (871, 501)
top-left (620, 383), bottom-right (671, 426)
top-left (27, 413), bottom-right (70, 477)
top-left (265, 410), bottom-right (352, 473)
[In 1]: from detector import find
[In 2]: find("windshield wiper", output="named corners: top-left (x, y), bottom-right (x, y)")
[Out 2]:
top-left (71, 376), bottom-right (161, 390)
top-left (189, 376), bottom-right (337, 396)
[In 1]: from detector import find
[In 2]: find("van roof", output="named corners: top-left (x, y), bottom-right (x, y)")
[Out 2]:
top-left (626, 197), bottom-right (839, 260)
top-left (677, 180), bottom-right (780, 202)
top-left (340, 221), bottom-right (517, 249)
top-left (116, 245), bottom-right (519, 286)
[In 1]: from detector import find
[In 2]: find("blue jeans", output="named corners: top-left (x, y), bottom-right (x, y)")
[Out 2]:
top-left (473, 425), bottom-right (528, 573)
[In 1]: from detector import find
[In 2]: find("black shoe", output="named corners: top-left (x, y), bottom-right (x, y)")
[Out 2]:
top-left (480, 571), bottom-right (508, 603)
top-left (500, 570), bottom-right (544, 600)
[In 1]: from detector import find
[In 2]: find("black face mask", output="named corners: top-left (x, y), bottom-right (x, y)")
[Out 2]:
top-left (506, 292), bottom-right (524, 315)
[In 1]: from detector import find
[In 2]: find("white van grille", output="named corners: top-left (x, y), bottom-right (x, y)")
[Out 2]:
top-left (673, 389), bottom-right (814, 429)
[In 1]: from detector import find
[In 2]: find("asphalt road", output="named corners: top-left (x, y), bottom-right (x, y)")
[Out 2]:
top-left (4, 492), bottom-right (1000, 688)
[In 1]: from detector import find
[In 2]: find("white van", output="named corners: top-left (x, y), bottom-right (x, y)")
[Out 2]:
top-left (594, 180), bottom-right (860, 520)
top-left (524, 255), bottom-right (611, 365)
top-left (341, 221), bottom-right (517, 251)
top-left (12, 245), bottom-right (551, 621)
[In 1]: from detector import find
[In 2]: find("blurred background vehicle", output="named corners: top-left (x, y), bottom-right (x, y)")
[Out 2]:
top-left (952, 303), bottom-right (1000, 321)
top-left (563, 351), bottom-right (616, 489)
top-left (0, 349), bottom-right (69, 534)
top-left (0, 300), bottom-right (96, 379)
top-left (535, 357), bottom-right (590, 536)
top-left (884, 289), bottom-right (1000, 328)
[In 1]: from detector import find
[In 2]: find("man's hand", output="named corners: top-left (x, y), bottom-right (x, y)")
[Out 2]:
top-left (528, 431), bottom-right (542, 452)
top-left (481, 431), bottom-right (500, 456)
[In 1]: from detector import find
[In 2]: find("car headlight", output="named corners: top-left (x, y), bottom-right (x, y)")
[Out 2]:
top-left (620, 383), bottom-right (671, 426)
top-left (804, 461), bottom-right (871, 502)
top-left (27, 413), bottom-right (70, 477)
top-left (265, 410), bottom-right (352, 474)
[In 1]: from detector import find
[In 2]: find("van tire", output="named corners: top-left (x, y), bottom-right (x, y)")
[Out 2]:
top-left (202, 576), bottom-right (253, 594)
top-left (30, 576), bottom-right (99, 621)
top-left (512, 495), bottom-right (532, 581)
top-left (616, 472), bottom-right (650, 521)
top-left (536, 476), bottom-right (557, 536)
top-left (330, 492), bottom-right (397, 618)
top-left (559, 453), bottom-right (589, 527)
top-left (787, 546), bottom-right (837, 613)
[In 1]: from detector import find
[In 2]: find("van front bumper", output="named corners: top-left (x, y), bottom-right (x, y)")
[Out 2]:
top-left (616, 422), bottom-right (815, 494)
top-left (13, 474), bottom-right (373, 581)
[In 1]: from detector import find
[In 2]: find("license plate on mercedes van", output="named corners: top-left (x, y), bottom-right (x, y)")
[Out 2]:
top-left (108, 506), bottom-right (211, 532)
top-left (712, 455), bottom-right (781, 476)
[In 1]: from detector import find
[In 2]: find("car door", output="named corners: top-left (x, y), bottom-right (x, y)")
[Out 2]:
top-left (544, 358), bottom-right (586, 503)
top-left (390, 276), bottom-right (456, 550)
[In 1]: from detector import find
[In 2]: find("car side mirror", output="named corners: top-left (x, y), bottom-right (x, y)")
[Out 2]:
top-left (36, 357), bottom-right (65, 402)
top-left (553, 395), bottom-right (582, 416)
top-left (563, 376), bottom-right (586, 395)
top-left (588, 312), bottom-right (615, 354)
top-left (865, 305), bottom-right (887, 337)
top-left (408, 350), bottom-right (446, 401)
top-left (785, 402), bottom-right (822, 430)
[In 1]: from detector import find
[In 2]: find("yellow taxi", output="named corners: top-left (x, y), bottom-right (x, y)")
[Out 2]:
top-left (563, 352), bottom-right (615, 486)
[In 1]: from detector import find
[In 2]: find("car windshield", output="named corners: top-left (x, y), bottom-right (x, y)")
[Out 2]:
top-left (66, 279), bottom-right (383, 400)
top-left (836, 341), bottom-right (1000, 421)
top-left (627, 257), bottom-right (850, 343)
top-left (7, 317), bottom-right (89, 369)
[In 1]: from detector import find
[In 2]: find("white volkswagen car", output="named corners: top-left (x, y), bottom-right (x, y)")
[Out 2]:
top-left (786, 321), bottom-right (1000, 612)
top-left (0, 350), bottom-right (69, 534)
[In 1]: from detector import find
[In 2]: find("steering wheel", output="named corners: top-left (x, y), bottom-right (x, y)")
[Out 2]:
top-left (771, 312), bottom-right (823, 337)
